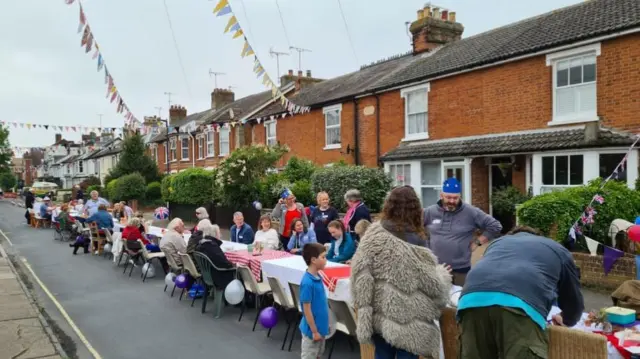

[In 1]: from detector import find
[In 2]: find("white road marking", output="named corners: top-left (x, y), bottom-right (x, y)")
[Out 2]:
top-left (0, 228), bottom-right (14, 246)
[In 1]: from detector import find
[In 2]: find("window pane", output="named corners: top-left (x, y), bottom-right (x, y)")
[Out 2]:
top-left (389, 166), bottom-right (396, 185)
top-left (421, 187), bottom-right (439, 206)
top-left (569, 155), bottom-right (583, 185)
top-left (421, 162), bottom-right (440, 185)
top-left (578, 83), bottom-right (596, 112)
top-left (408, 113), bottom-right (428, 135)
top-left (569, 60), bottom-right (582, 85)
top-left (407, 90), bottom-right (427, 113)
top-left (326, 127), bottom-right (340, 145)
top-left (402, 165), bottom-right (411, 185)
top-left (583, 56), bottom-right (596, 83)
top-left (542, 157), bottom-right (554, 185)
top-left (556, 87), bottom-right (576, 116)
top-left (599, 153), bottom-right (626, 181)
top-left (326, 111), bottom-right (340, 126)
top-left (555, 156), bottom-right (568, 185)
top-left (557, 68), bottom-right (569, 87)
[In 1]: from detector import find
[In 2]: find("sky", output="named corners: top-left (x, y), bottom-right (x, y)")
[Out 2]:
top-left (1, 0), bottom-right (583, 152)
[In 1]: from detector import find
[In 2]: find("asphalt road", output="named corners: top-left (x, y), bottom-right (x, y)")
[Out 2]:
top-left (0, 202), bottom-right (359, 359)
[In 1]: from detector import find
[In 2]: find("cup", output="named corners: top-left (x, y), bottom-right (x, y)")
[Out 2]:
top-left (247, 244), bottom-right (254, 253)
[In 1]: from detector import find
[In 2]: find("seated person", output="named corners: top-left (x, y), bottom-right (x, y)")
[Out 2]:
top-left (120, 201), bottom-right (134, 219)
top-left (195, 220), bottom-right (235, 288)
top-left (39, 197), bottom-right (53, 220)
top-left (326, 220), bottom-right (356, 263)
top-left (187, 219), bottom-right (212, 254)
top-left (74, 199), bottom-right (84, 213)
top-left (122, 217), bottom-right (148, 245)
top-left (86, 204), bottom-right (114, 234)
top-left (112, 203), bottom-right (125, 222)
top-left (287, 218), bottom-right (317, 255)
top-left (253, 215), bottom-right (280, 250)
top-left (230, 211), bottom-right (254, 245)
top-left (56, 204), bottom-right (76, 233)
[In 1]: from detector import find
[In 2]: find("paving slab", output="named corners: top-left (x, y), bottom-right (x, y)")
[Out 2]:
top-left (0, 278), bottom-right (24, 296)
top-left (0, 292), bottom-right (38, 321)
top-left (0, 318), bottom-right (58, 359)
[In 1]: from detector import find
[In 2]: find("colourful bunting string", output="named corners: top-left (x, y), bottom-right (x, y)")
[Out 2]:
top-left (603, 246), bottom-right (624, 275)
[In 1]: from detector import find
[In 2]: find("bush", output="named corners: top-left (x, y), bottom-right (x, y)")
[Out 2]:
top-left (491, 186), bottom-right (531, 217)
top-left (258, 173), bottom-right (291, 208)
top-left (0, 172), bottom-right (16, 191)
top-left (311, 165), bottom-right (392, 212)
top-left (146, 181), bottom-right (162, 201)
top-left (518, 179), bottom-right (640, 245)
top-left (291, 180), bottom-right (314, 206)
top-left (106, 179), bottom-right (119, 201)
top-left (113, 173), bottom-right (146, 201)
top-left (216, 144), bottom-right (288, 207)
top-left (283, 156), bottom-right (316, 183)
top-left (161, 175), bottom-right (174, 202)
top-left (107, 134), bottom-right (160, 184)
top-left (170, 168), bottom-right (216, 205)
top-left (86, 185), bottom-right (103, 195)
top-left (80, 176), bottom-right (101, 189)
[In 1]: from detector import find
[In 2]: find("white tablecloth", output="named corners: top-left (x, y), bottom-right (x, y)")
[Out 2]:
top-left (220, 241), bottom-right (248, 252)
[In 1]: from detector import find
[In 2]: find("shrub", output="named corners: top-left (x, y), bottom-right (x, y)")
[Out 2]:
top-left (86, 185), bottom-right (103, 195)
top-left (491, 186), bottom-right (531, 218)
top-left (106, 179), bottom-right (119, 201)
top-left (518, 179), bottom-right (640, 245)
top-left (80, 176), bottom-right (101, 189)
top-left (146, 181), bottom-right (162, 201)
top-left (291, 180), bottom-right (314, 206)
top-left (311, 165), bottom-right (392, 212)
top-left (107, 134), bottom-right (160, 183)
top-left (258, 173), bottom-right (291, 208)
top-left (170, 168), bottom-right (216, 205)
top-left (161, 175), bottom-right (174, 202)
top-left (216, 144), bottom-right (288, 207)
top-left (283, 156), bottom-right (316, 183)
top-left (0, 172), bottom-right (16, 191)
top-left (113, 173), bottom-right (146, 201)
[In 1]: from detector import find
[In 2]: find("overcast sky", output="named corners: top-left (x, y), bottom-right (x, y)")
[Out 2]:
top-left (1, 0), bottom-right (581, 151)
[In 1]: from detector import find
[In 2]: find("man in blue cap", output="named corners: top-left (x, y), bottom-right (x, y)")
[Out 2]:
top-left (423, 177), bottom-right (502, 285)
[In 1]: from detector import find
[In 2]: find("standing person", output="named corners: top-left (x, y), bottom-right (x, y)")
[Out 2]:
top-left (120, 201), bottom-right (134, 219)
top-left (253, 215), bottom-right (280, 250)
top-left (160, 218), bottom-right (187, 266)
top-left (192, 207), bottom-right (209, 232)
top-left (84, 190), bottom-right (110, 217)
top-left (39, 197), bottom-right (53, 221)
top-left (299, 243), bottom-right (329, 359)
top-left (24, 188), bottom-right (35, 224)
top-left (458, 226), bottom-right (584, 359)
top-left (272, 189), bottom-right (308, 249)
top-left (229, 212), bottom-right (254, 245)
top-left (343, 189), bottom-right (371, 241)
top-left (351, 186), bottom-right (452, 359)
top-left (287, 218), bottom-right (317, 254)
top-left (75, 185), bottom-right (84, 201)
top-left (112, 203), bottom-right (125, 222)
top-left (310, 192), bottom-right (339, 245)
top-left (326, 220), bottom-right (356, 263)
top-left (423, 177), bottom-right (502, 286)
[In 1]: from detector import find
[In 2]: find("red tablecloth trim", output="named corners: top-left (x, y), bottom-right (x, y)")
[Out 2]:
top-left (593, 331), bottom-right (631, 359)
top-left (318, 266), bottom-right (351, 292)
top-left (225, 249), bottom-right (293, 281)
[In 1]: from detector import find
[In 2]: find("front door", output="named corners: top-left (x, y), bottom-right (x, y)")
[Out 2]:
top-left (490, 157), bottom-right (513, 233)
top-left (442, 163), bottom-right (465, 200)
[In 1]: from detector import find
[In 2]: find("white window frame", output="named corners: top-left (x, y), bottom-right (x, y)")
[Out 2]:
top-left (537, 153), bottom-right (585, 193)
top-left (169, 137), bottom-right (177, 162)
top-left (388, 163), bottom-right (412, 187)
top-left (180, 136), bottom-right (190, 161)
top-left (546, 43), bottom-right (601, 126)
top-left (197, 136), bottom-right (204, 159)
top-left (78, 160), bottom-right (83, 173)
top-left (206, 130), bottom-right (215, 158)
top-left (151, 145), bottom-right (158, 163)
top-left (323, 104), bottom-right (342, 150)
top-left (400, 83), bottom-right (430, 141)
top-left (265, 120), bottom-right (277, 147)
top-left (219, 128), bottom-right (230, 157)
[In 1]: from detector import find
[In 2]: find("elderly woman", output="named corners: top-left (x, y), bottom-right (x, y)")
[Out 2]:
top-left (160, 218), bottom-right (187, 266)
top-left (187, 219), bottom-right (220, 253)
top-left (112, 203), bottom-right (125, 222)
top-left (83, 190), bottom-right (109, 216)
top-left (272, 190), bottom-right (309, 249)
top-left (195, 220), bottom-right (235, 288)
top-left (192, 207), bottom-right (209, 232)
top-left (343, 189), bottom-right (371, 241)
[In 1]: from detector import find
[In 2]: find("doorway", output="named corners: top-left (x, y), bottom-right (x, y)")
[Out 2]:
top-left (490, 157), bottom-right (513, 233)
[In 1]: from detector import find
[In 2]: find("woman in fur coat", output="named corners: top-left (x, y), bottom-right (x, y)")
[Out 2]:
top-left (350, 186), bottom-right (452, 359)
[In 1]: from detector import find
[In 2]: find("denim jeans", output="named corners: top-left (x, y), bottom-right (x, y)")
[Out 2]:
top-left (373, 334), bottom-right (418, 359)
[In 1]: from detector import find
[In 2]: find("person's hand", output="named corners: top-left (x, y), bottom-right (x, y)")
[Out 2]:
top-left (278, 198), bottom-right (284, 205)
top-left (477, 235), bottom-right (489, 245)
top-left (312, 331), bottom-right (322, 341)
top-left (551, 314), bottom-right (564, 326)
top-left (443, 264), bottom-right (452, 273)
top-left (345, 260), bottom-right (352, 265)
top-left (291, 248), bottom-right (299, 254)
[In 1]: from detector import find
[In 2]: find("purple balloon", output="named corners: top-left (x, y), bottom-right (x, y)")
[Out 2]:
top-left (175, 274), bottom-right (189, 289)
top-left (259, 307), bottom-right (279, 329)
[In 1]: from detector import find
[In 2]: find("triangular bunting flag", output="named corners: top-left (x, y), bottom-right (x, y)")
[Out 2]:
top-left (213, 0), bottom-right (229, 14)
top-left (97, 55), bottom-right (104, 71)
top-left (224, 16), bottom-right (238, 33)
top-left (585, 236), bottom-right (599, 256)
top-left (603, 246), bottom-right (624, 275)
top-left (256, 68), bottom-right (265, 78)
top-left (26, 124), bottom-right (31, 129)
top-left (92, 44), bottom-right (99, 60)
top-left (77, 4), bottom-right (86, 33)
top-left (44, 125), bottom-right (49, 130)
top-left (240, 41), bottom-right (250, 57)
top-left (217, 5), bottom-right (233, 17)
top-left (271, 86), bottom-right (278, 97)
top-left (256, 118), bottom-right (262, 124)
top-left (232, 29), bottom-right (244, 39)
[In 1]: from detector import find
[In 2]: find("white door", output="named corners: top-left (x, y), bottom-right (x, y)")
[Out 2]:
top-left (442, 162), bottom-right (465, 199)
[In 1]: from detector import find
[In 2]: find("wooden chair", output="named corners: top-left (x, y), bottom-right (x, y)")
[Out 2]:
top-left (548, 325), bottom-right (608, 359)
top-left (88, 223), bottom-right (107, 255)
top-left (179, 252), bottom-right (202, 307)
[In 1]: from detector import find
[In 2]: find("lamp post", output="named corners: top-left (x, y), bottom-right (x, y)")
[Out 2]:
top-left (156, 118), bottom-right (170, 175)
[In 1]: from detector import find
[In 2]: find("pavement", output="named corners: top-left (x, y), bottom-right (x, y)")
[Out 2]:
top-left (0, 201), bottom-right (359, 359)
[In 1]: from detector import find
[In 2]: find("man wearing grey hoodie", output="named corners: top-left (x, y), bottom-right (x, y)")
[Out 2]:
top-left (423, 177), bottom-right (502, 285)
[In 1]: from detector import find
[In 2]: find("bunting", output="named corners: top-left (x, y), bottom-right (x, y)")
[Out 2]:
top-left (0, 120), bottom-right (122, 133)
top-left (212, 0), bottom-right (310, 116)
top-left (66, 0), bottom-right (141, 132)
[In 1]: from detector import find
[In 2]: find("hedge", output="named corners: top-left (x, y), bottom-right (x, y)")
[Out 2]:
top-left (311, 165), bottom-right (392, 212)
top-left (86, 185), bottom-right (103, 196)
top-left (163, 168), bottom-right (216, 205)
top-left (518, 179), bottom-right (640, 246)
top-left (146, 181), bottom-right (162, 201)
top-left (113, 173), bottom-right (146, 201)
top-left (106, 179), bottom-right (118, 201)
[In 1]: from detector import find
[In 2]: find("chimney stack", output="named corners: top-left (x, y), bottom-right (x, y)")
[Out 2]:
top-left (306, 70), bottom-right (312, 77)
top-left (410, 5), bottom-right (464, 55)
top-left (55, 134), bottom-right (62, 143)
top-left (169, 105), bottom-right (187, 125)
top-left (211, 89), bottom-right (235, 111)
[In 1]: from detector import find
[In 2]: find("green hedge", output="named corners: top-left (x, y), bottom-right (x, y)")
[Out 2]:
top-left (113, 173), bottom-right (146, 201)
top-left (311, 165), bottom-right (392, 212)
top-left (518, 179), bottom-right (640, 245)
top-left (146, 181), bottom-right (162, 201)
top-left (258, 173), bottom-right (291, 208)
top-left (163, 168), bottom-right (216, 205)
top-left (291, 180), bottom-right (314, 207)
top-left (283, 156), bottom-right (316, 183)
top-left (86, 185), bottom-right (103, 195)
top-left (106, 179), bottom-right (118, 201)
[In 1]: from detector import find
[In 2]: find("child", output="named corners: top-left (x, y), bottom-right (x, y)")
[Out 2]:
top-left (299, 243), bottom-right (329, 359)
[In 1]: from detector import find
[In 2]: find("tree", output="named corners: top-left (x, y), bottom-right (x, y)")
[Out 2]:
top-left (0, 124), bottom-right (12, 173)
top-left (0, 172), bottom-right (16, 191)
top-left (107, 134), bottom-right (160, 183)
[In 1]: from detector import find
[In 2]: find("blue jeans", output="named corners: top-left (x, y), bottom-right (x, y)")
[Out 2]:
top-left (373, 334), bottom-right (418, 359)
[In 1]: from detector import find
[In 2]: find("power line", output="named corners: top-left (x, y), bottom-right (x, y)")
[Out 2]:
top-left (162, 0), bottom-right (193, 99)
top-left (336, 0), bottom-right (359, 67)
top-left (236, 0), bottom-right (256, 42)
top-left (274, 0), bottom-right (292, 48)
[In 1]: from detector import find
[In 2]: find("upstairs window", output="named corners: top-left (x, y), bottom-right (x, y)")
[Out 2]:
top-left (323, 104), bottom-right (341, 149)
top-left (265, 120), bottom-right (277, 147)
top-left (400, 83), bottom-right (430, 140)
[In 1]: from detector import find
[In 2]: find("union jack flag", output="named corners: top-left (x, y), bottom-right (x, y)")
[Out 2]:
top-left (593, 194), bottom-right (605, 204)
top-left (154, 207), bottom-right (169, 220)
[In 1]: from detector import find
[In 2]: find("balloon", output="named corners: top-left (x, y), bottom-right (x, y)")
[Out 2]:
top-left (103, 243), bottom-right (112, 253)
top-left (259, 307), bottom-right (279, 329)
top-left (224, 279), bottom-right (245, 305)
top-left (154, 207), bottom-right (170, 220)
top-left (188, 283), bottom-right (205, 299)
top-left (636, 216), bottom-right (640, 225)
top-left (253, 201), bottom-right (262, 211)
top-left (629, 225), bottom-right (640, 242)
top-left (325, 310), bottom-right (337, 339)
top-left (175, 274), bottom-right (189, 289)
top-left (142, 263), bottom-right (156, 278)
top-left (165, 273), bottom-right (176, 287)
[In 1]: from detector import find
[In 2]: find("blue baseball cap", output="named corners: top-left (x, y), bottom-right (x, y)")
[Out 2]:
top-left (281, 188), bottom-right (292, 199)
top-left (442, 177), bottom-right (461, 194)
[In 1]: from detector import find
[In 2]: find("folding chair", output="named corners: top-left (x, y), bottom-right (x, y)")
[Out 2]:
top-left (139, 240), bottom-right (166, 282)
top-left (266, 276), bottom-right (297, 350)
top-left (162, 248), bottom-right (183, 297)
top-left (327, 299), bottom-right (357, 359)
top-left (237, 266), bottom-right (272, 330)
top-left (120, 240), bottom-right (143, 278)
top-left (286, 282), bottom-right (304, 352)
top-left (179, 252), bottom-right (202, 308)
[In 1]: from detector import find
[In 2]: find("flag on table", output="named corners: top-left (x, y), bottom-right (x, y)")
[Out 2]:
top-left (318, 267), bottom-right (351, 292)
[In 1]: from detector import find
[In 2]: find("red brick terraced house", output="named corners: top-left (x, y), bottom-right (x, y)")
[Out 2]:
top-left (237, 0), bottom-right (640, 216)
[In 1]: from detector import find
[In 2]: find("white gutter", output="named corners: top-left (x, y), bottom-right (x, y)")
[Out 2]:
top-left (356, 26), bottom-right (640, 99)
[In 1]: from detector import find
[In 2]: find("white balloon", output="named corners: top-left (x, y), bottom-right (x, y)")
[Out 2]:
top-left (224, 279), bottom-right (245, 305)
top-left (103, 243), bottom-right (112, 253)
top-left (325, 310), bottom-right (337, 339)
top-left (142, 263), bottom-right (156, 278)
top-left (165, 273), bottom-right (176, 287)
top-left (450, 290), bottom-right (462, 307)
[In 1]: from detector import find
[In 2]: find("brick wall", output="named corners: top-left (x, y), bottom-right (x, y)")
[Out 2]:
top-left (572, 252), bottom-right (636, 291)
top-left (471, 159), bottom-right (489, 213)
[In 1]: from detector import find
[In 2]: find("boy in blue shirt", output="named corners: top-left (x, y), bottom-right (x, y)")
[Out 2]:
top-left (299, 243), bottom-right (329, 359)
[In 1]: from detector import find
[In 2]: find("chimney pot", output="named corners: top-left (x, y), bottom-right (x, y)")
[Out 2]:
top-left (297, 70), bottom-right (303, 77)
top-left (306, 70), bottom-right (312, 77)
top-left (288, 69), bottom-right (294, 75)
top-left (449, 11), bottom-right (456, 22)
top-left (432, 7), bottom-right (440, 19)
top-left (423, 5), bottom-right (431, 18)
top-left (441, 10), bottom-right (448, 21)
top-left (417, 10), bottom-right (423, 20)
top-left (410, 7), bottom-right (464, 55)
top-left (211, 88), bottom-right (235, 110)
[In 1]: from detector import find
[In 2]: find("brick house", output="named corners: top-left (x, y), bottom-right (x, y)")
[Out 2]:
top-left (237, 0), bottom-right (640, 216)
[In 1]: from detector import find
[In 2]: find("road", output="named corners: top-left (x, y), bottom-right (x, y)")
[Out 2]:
top-left (0, 202), bottom-right (359, 359)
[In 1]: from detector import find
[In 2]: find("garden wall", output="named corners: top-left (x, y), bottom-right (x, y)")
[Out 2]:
top-left (572, 252), bottom-right (636, 291)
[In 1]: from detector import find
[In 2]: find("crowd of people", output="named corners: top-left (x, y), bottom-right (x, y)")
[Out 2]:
top-left (20, 177), bottom-right (586, 359)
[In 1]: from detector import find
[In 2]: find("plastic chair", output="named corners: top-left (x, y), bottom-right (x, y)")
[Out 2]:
top-left (193, 251), bottom-right (236, 318)
top-left (237, 266), bottom-right (272, 331)
top-left (102, 229), bottom-right (114, 260)
top-left (161, 248), bottom-right (183, 296)
top-left (120, 240), bottom-right (143, 278)
top-left (179, 252), bottom-right (202, 308)
top-left (139, 240), bottom-right (166, 282)
top-left (286, 282), bottom-right (304, 352)
top-left (327, 299), bottom-right (357, 358)
top-left (267, 276), bottom-right (297, 350)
